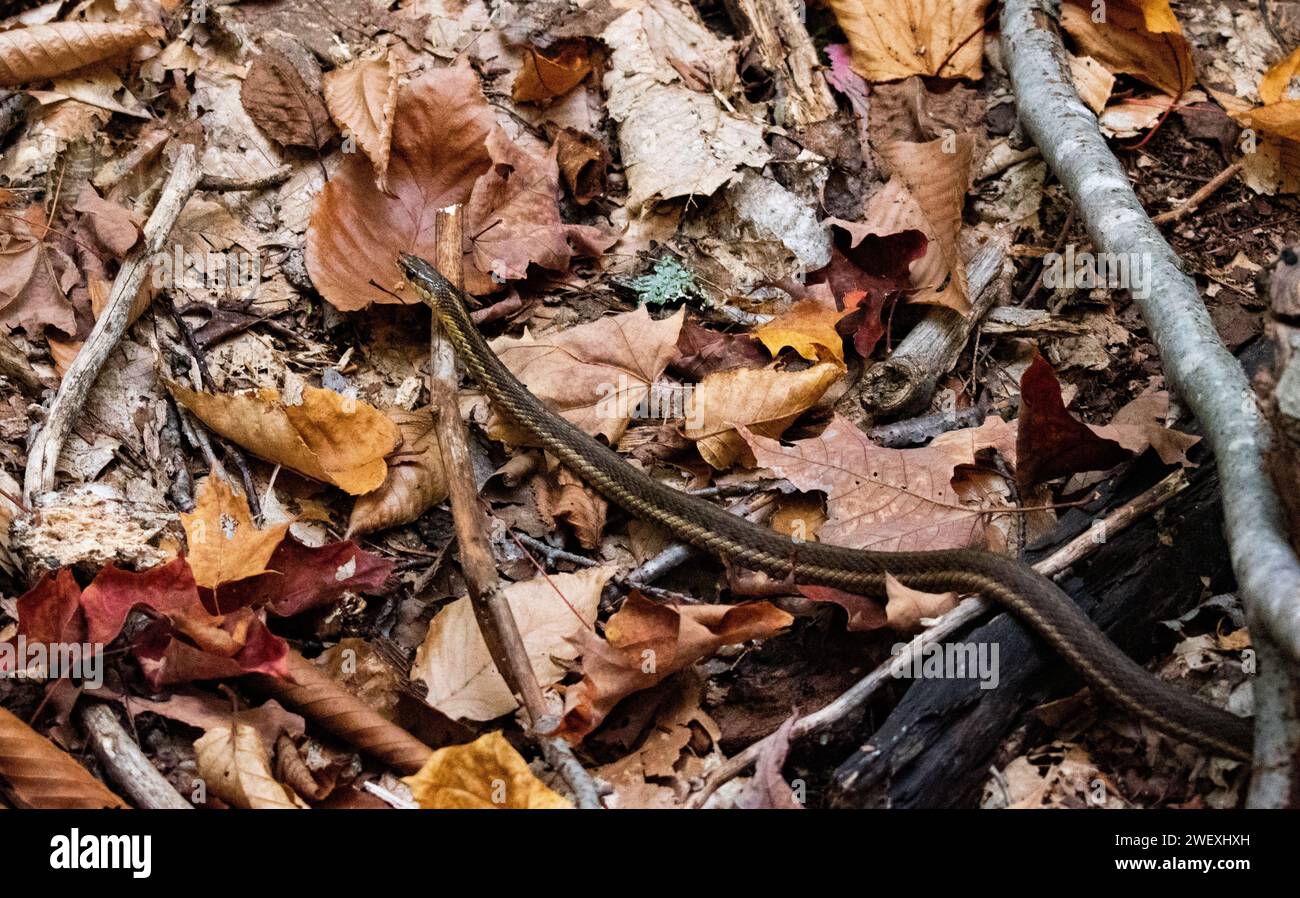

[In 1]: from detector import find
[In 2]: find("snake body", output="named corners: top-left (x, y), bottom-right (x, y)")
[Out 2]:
top-left (401, 253), bottom-right (1253, 762)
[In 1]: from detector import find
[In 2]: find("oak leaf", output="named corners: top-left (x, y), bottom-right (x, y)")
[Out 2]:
top-left (240, 48), bottom-right (336, 150)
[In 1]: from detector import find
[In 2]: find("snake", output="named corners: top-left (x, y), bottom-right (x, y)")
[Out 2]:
top-left (400, 252), bottom-right (1253, 763)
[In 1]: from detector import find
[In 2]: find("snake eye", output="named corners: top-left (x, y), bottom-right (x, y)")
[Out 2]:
top-left (1284, 248), bottom-right (1298, 266)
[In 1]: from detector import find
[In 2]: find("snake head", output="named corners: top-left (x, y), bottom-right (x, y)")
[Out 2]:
top-left (398, 253), bottom-right (483, 309)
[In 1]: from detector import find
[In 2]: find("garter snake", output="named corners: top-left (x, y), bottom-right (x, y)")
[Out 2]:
top-left (400, 253), bottom-right (1253, 762)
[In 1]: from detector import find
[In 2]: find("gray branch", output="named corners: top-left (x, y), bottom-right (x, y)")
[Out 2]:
top-left (1002, 0), bottom-right (1300, 805)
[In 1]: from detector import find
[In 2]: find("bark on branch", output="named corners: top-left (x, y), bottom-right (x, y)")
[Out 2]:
top-left (1001, 0), bottom-right (1300, 806)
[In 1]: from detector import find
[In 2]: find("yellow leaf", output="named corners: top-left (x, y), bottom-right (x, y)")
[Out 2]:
top-left (1261, 47), bottom-right (1300, 106)
top-left (683, 362), bottom-right (842, 469)
top-left (402, 731), bottom-right (571, 809)
top-left (167, 380), bottom-right (400, 495)
top-left (756, 301), bottom-right (848, 367)
top-left (181, 475), bottom-right (289, 589)
top-left (828, 0), bottom-right (991, 82)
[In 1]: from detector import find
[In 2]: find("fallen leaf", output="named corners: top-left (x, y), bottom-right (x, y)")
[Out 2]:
top-left (601, 0), bottom-right (769, 210)
top-left (682, 362), bottom-right (842, 469)
top-left (181, 475), bottom-right (289, 589)
top-left (1014, 354), bottom-right (1134, 487)
top-left (0, 22), bottom-right (158, 87)
top-left (560, 593), bottom-right (793, 740)
top-left (876, 137), bottom-right (975, 312)
top-left (411, 566), bottom-right (613, 721)
top-left (513, 39), bottom-right (592, 102)
top-left (134, 609), bottom-right (290, 688)
top-left (733, 712), bottom-right (802, 809)
top-left (0, 707), bottom-right (128, 808)
top-left (347, 408), bottom-right (448, 537)
top-left (73, 185), bottom-right (140, 257)
top-left (167, 381), bottom-right (400, 495)
top-left (755, 300), bottom-right (850, 367)
top-left (671, 318), bottom-right (768, 380)
top-left (743, 413), bottom-right (1017, 551)
top-left (488, 305), bottom-right (684, 445)
top-left (13, 569), bottom-right (84, 650)
top-left (884, 573), bottom-right (960, 631)
top-left (80, 557), bottom-right (200, 645)
top-left (240, 47), bottom-right (336, 150)
top-left (322, 49), bottom-right (399, 189)
top-left (1059, 0), bottom-right (1194, 97)
top-left (464, 128), bottom-right (615, 285)
top-left (307, 63), bottom-right (495, 309)
top-left (403, 731), bottom-right (571, 809)
top-left (194, 721), bottom-right (308, 809)
top-left (535, 467), bottom-right (608, 550)
top-left (828, 0), bottom-right (991, 82)
top-left (554, 127), bottom-right (608, 205)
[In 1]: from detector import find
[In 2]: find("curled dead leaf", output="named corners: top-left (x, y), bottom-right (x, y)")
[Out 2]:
top-left (402, 731), bottom-right (571, 808)
top-left (347, 408), bottom-right (448, 537)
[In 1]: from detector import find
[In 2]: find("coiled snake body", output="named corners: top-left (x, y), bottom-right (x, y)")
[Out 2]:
top-left (401, 253), bottom-right (1253, 762)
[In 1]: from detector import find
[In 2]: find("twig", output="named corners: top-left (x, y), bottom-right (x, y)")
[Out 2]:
top-left (427, 205), bottom-right (602, 809)
top-left (1002, 0), bottom-right (1300, 806)
top-left (688, 468), bottom-right (1189, 806)
top-left (198, 164), bottom-right (294, 193)
top-left (79, 703), bottom-right (193, 810)
top-left (23, 144), bottom-right (203, 503)
top-left (1150, 161), bottom-right (1243, 226)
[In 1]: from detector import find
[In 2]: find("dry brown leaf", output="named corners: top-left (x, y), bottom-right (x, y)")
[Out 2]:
top-left (322, 49), bottom-right (399, 189)
top-left (513, 39), bottom-right (592, 102)
top-left (876, 137), bottom-right (974, 313)
top-left (828, 0), bottom-right (991, 82)
top-left (194, 721), bottom-right (308, 809)
top-left (167, 381), bottom-right (399, 495)
top-left (240, 48), bottom-right (336, 150)
top-left (770, 493), bottom-right (827, 543)
top-left (489, 305), bottom-right (684, 445)
top-left (884, 573), bottom-right (960, 631)
top-left (743, 413), bottom-right (1017, 552)
top-left (403, 731), bottom-right (571, 809)
top-left (554, 127), bottom-right (608, 205)
top-left (347, 408), bottom-right (448, 537)
top-left (410, 566), bottom-right (612, 722)
top-left (682, 362), bottom-right (842, 469)
top-left (1059, 0), bottom-right (1194, 97)
top-left (0, 707), bottom-right (128, 808)
top-left (0, 22), bottom-right (158, 87)
top-left (1092, 389), bottom-right (1200, 467)
top-left (560, 593), bottom-right (793, 740)
top-left (535, 467), bottom-right (608, 549)
top-left (181, 475), bottom-right (289, 590)
top-left (464, 128), bottom-right (615, 285)
top-left (755, 300), bottom-right (849, 368)
top-left (307, 63), bottom-right (495, 309)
